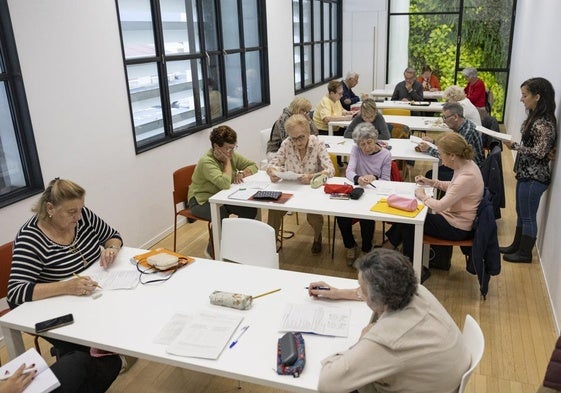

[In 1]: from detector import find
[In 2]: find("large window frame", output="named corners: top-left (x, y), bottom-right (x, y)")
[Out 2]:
top-left (0, 1), bottom-right (44, 208)
top-left (387, 0), bottom-right (517, 122)
top-left (293, 0), bottom-right (342, 93)
top-left (115, 0), bottom-right (269, 153)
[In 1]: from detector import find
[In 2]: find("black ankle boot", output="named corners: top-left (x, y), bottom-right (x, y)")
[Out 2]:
top-left (503, 235), bottom-right (536, 263)
top-left (499, 226), bottom-right (522, 254)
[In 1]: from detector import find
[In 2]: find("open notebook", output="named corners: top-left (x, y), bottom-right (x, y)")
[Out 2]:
top-left (0, 348), bottom-right (60, 393)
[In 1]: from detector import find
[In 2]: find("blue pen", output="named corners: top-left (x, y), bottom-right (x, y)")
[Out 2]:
top-left (229, 325), bottom-right (249, 348)
top-left (306, 286), bottom-right (330, 290)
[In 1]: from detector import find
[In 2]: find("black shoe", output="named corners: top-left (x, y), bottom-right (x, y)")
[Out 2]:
top-left (311, 235), bottom-right (322, 254)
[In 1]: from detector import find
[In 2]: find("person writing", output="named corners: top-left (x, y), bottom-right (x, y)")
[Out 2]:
top-left (309, 249), bottom-right (470, 393)
top-left (501, 77), bottom-right (557, 263)
top-left (313, 80), bottom-right (355, 135)
top-left (340, 71), bottom-right (361, 111)
top-left (7, 178), bottom-right (130, 392)
top-left (266, 97), bottom-right (318, 160)
top-left (267, 114), bottom-right (334, 254)
top-left (417, 65), bottom-right (441, 92)
top-left (337, 123), bottom-right (391, 264)
top-left (189, 125), bottom-right (258, 257)
top-left (386, 133), bottom-right (484, 279)
top-left (343, 98), bottom-right (390, 140)
top-left (391, 67), bottom-right (424, 102)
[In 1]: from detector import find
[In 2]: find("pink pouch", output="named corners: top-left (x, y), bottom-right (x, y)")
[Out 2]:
top-left (387, 194), bottom-right (418, 212)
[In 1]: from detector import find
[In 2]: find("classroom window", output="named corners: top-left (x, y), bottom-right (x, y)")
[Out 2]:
top-left (293, 0), bottom-right (342, 93)
top-left (0, 1), bottom-right (44, 208)
top-left (115, 0), bottom-right (269, 153)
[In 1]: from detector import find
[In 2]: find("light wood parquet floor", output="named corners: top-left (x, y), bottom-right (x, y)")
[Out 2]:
top-left (2, 144), bottom-right (558, 393)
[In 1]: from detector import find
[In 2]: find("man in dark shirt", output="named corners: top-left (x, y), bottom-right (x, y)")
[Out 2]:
top-left (391, 67), bottom-right (424, 102)
top-left (340, 72), bottom-right (360, 111)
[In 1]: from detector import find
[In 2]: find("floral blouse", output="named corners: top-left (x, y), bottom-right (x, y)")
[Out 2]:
top-left (268, 135), bottom-right (335, 177)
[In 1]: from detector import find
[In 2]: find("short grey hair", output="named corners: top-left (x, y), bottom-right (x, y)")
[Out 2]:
top-left (462, 67), bottom-right (478, 79)
top-left (355, 249), bottom-right (418, 311)
top-left (352, 122), bottom-right (379, 143)
top-left (346, 71), bottom-right (359, 80)
top-left (404, 67), bottom-right (416, 74)
top-left (442, 85), bottom-right (466, 102)
top-left (442, 102), bottom-right (465, 118)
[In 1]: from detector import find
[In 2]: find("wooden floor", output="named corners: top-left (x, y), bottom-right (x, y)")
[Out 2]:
top-left (2, 146), bottom-right (558, 393)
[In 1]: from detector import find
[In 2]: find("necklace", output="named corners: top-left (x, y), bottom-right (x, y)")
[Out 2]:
top-left (69, 244), bottom-right (88, 267)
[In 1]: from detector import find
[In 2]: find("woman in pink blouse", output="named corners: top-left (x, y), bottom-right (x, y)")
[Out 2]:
top-left (267, 114), bottom-right (335, 254)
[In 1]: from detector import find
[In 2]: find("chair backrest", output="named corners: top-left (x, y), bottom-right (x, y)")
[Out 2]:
top-left (173, 165), bottom-right (196, 208)
top-left (388, 123), bottom-right (411, 139)
top-left (382, 108), bottom-right (411, 116)
top-left (220, 218), bottom-right (279, 269)
top-left (457, 314), bottom-right (485, 393)
top-left (260, 128), bottom-right (271, 167)
top-left (0, 241), bottom-right (14, 300)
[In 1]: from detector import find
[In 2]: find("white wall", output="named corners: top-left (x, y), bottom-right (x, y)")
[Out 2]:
top-left (504, 0), bottom-right (561, 331)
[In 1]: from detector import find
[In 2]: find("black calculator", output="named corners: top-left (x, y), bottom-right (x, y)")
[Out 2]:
top-left (253, 190), bottom-right (282, 200)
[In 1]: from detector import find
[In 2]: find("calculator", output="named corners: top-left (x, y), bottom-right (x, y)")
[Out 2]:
top-left (253, 190), bottom-right (282, 200)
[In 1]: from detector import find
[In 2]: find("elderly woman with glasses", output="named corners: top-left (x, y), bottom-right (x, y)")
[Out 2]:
top-left (267, 114), bottom-right (334, 254)
top-left (338, 123), bottom-right (392, 264)
top-left (188, 125), bottom-right (258, 223)
top-left (313, 80), bottom-right (356, 135)
top-left (309, 249), bottom-right (470, 393)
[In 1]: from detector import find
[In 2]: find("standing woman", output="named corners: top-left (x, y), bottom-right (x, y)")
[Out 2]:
top-left (501, 77), bottom-right (557, 263)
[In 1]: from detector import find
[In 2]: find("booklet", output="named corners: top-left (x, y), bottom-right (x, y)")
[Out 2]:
top-left (0, 348), bottom-right (60, 393)
top-left (279, 303), bottom-right (350, 337)
top-left (476, 125), bottom-right (513, 142)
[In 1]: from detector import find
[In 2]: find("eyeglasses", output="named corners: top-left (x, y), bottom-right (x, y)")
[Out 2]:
top-left (222, 145), bottom-right (238, 153)
top-left (442, 113), bottom-right (456, 121)
top-left (290, 134), bottom-right (308, 142)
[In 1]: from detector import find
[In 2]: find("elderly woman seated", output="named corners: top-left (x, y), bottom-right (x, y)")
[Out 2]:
top-left (343, 98), bottom-right (390, 140)
top-left (267, 114), bottom-right (334, 254)
top-left (442, 85), bottom-right (482, 126)
top-left (308, 248), bottom-right (470, 393)
top-left (337, 122), bottom-right (392, 264)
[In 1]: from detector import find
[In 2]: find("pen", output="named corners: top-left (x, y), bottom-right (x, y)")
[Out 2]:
top-left (369, 183), bottom-right (377, 188)
top-left (337, 140), bottom-right (345, 145)
top-left (306, 286), bottom-right (331, 290)
top-left (73, 272), bottom-right (102, 289)
top-left (229, 325), bottom-right (249, 348)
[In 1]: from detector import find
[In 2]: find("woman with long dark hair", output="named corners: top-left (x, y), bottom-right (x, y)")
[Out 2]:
top-left (501, 77), bottom-right (557, 262)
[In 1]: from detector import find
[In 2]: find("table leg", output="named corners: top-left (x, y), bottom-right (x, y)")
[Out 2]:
top-left (431, 162), bottom-right (439, 181)
top-left (328, 123), bottom-right (333, 136)
top-left (1, 326), bottom-right (25, 359)
top-left (413, 223), bottom-right (423, 279)
top-left (210, 202), bottom-right (222, 260)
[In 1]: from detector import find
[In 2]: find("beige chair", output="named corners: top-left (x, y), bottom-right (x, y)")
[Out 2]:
top-left (220, 218), bottom-right (279, 269)
top-left (382, 108), bottom-right (411, 116)
top-left (458, 314), bottom-right (485, 393)
top-left (259, 128), bottom-right (271, 169)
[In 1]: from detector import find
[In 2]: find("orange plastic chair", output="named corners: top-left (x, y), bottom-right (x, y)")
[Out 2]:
top-left (173, 165), bottom-right (212, 253)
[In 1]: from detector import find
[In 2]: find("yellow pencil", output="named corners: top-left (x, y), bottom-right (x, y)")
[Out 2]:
top-left (73, 272), bottom-right (102, 289)
top-left (252, 288), bottom-right (281, 299)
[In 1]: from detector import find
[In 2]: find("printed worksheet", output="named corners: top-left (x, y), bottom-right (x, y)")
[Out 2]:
top-left (279, 303), bottom-right (350, 337)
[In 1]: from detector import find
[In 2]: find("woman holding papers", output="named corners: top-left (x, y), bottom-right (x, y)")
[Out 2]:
top-left (7, 178), bottom-right (128, 392)
top-left (267, 114), bottom-right (335, 254)
top-left (311, 249), bottom-right (470, 393)
top-left (337, 123), bottom-right (391, 264)
top-left (386, 133), bottom-right (483, 279)
top-left (501, 77), bottom-right (557, 263)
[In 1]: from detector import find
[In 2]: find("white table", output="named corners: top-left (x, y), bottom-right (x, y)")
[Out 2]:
top-left (0, 247), bottom-right (371, 393)
top-left (326, 115), bottom-right (450, 136)
top-left (370, 89), bottom-right (444, 100)
top-left (209, 173), bottom-right (428, 278)
top-left (377, 101), bottom-right (444, 113)
top-left (319, 136), bottom-right (440, 181)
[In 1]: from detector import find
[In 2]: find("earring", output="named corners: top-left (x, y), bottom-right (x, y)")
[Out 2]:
top-left (49, 214), bottom-right (53, 219)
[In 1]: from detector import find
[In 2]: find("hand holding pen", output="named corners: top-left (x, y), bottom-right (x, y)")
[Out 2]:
top-left (307, 281), bottom-right (338, 299)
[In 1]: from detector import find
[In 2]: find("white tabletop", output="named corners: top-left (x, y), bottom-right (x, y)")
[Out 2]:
top-left (370, 89), bottom-right (444, 100)
top-left (0, 247), bottom-right (372, 393)
top-left (209, 173), bottom-right (428, 278)
top-left (326, 115), bottom-right (450, 136)
top-left (319, 136), bottom-right (439, 181)
top-left (377, 101), bottom-right (445, 112)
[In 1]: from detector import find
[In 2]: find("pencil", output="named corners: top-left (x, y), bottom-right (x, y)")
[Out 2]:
top-left (252, 288), bottom-right (281, 299)
top-left (73, 272), bottom-right (102, 289)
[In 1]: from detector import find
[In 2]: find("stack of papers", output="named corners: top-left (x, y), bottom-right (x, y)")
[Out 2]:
top-left (279, 303), bottom-right (350, 337)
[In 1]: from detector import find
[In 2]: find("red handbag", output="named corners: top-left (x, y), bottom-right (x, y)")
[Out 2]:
top-left (323, 184), bottom-right (354, 194)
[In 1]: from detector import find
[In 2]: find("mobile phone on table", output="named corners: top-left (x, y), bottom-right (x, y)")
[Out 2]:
top-left (35, 313), bottom-right (74, 333)
top-left (279, 332), bottom-right (298, 366)
top-left (330, 193), bottom-right (350, 200)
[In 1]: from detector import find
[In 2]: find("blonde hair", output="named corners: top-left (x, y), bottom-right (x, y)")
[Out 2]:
top-left (360, 98), bottom-right (378, 119)
top-left (437, 133), bottom-right (474, 160)
top-left (443, 85), bottom-right (466, 102)
top-left (327, 80), bottom-right (342, 93)
top-left (285, 114), bottom-right (311, 135)
top-left (33, 178), bottom-right (86, 221)
top-left (288, 97), bottom-right (312, 115)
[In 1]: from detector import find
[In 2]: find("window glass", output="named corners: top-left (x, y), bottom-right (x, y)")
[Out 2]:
top-left (303, 45), bottom-right (312, 87)
top-left (293, 1), bottom-right (300, 44)
top-left (0, 84), bottom-right (25, 195)
top-left (207, 55), bottom-right (223, 120)
top-left (225, 53), bottom-right (243, 112)
top-left (160, 0), bottom-right (200, 54)
top-left (294, 47), bottom-right (301, 91)
top-left (221, 0), bottom-right (240, 50)
top-left (167, 60), bottom-right (198, 130)
top-left (313, 1), bottom-right (321, 40)
top-left (242, 0), bottom-right (259, 47)
top-left (118, 0), bottom-right (156, 59)
top-left (313, 43), bottom-right (321, 83)
top-left (303, 0), bottom-right (312, 42)
top-left (246, 51), bottom-right (262, 104)
top-left (201, 1), bottom-right (219, 51)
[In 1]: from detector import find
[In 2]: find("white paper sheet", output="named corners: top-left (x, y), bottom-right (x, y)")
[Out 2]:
top-left (476, 125), bottom-right (513, 142)
top-left (279, 303), bottom-right (350, 337)
top-left (274, 170), bottom-right (301, 180)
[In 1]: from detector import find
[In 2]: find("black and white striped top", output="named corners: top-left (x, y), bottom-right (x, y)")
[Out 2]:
top-left (8, 207), bottom-right (122, 308)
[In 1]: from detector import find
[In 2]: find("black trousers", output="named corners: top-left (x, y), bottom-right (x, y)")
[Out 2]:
top-left (47, 338), bottom-right (122, 393)
top-left (336, 217), bottom-right (375, 252)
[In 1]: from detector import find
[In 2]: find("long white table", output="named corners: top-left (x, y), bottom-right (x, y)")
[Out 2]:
top-left (319, 136), bottom-right (439, 181)
top-left (327, 114), bottom-right (450, 136)
top-left (0, 247), bottom-right (371, 393)
top-left (209, 173), bottom-right (428, 278)
top-left (370, 88), bottom-right (444, 100)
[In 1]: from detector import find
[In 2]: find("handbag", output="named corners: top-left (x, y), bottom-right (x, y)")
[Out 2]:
top-left (323, 184), bottom-right (353, 194)
top-left (387, 194), bottom-right (418, 212)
